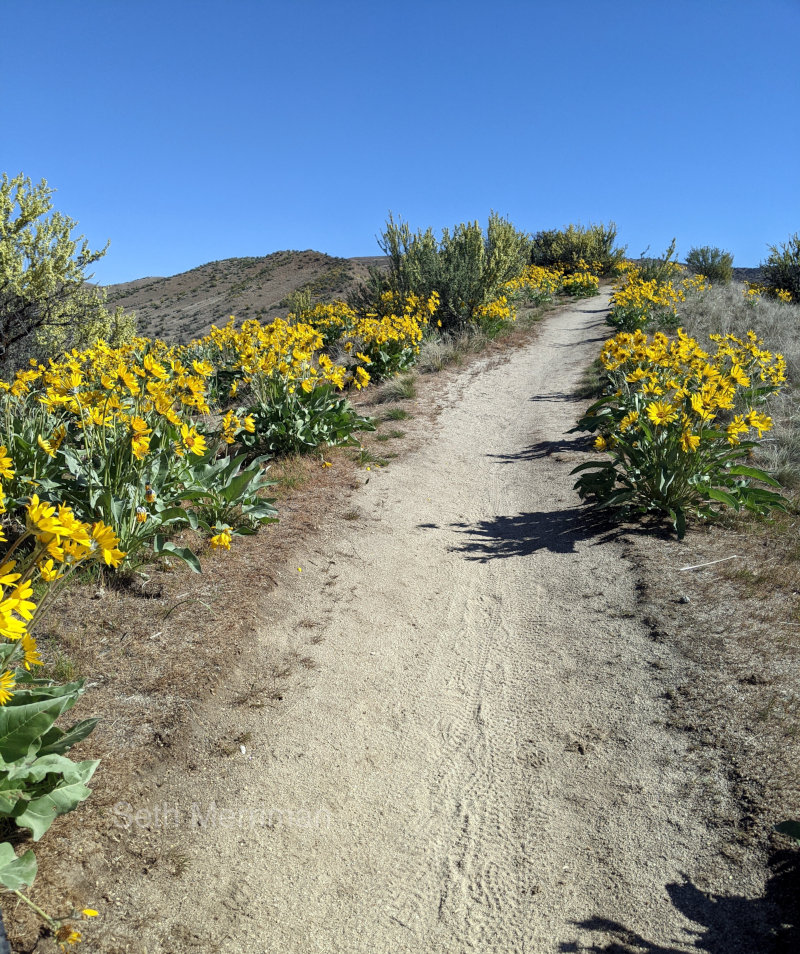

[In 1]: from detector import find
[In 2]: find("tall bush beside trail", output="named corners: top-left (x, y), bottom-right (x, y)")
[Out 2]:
top-left (636, 238), bottom-right (683, 284)
top-left (761, 232), bottom-right (800, 303)
top-left (685, 245), bottom-right (733, 284)
top-left (0, 173), bottom-right (137, 372)
top-left (354, 213), bottom-right (530, 331)
top-left (529, 222), bottom-right (626, 276)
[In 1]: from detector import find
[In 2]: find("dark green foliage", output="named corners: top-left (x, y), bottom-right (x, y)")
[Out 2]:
top-left (529, 222), bottom-right (625, 275)
top-left (637, 238), bottom-right (682, 284)
top-left (761, 232), bottom-right (800, 302)
top-left (353, 213), bottom-right (530, 331)
top-left (685, 246), bottom-right (734, 284)
top-left (241, 380), bottom-right (374, 456)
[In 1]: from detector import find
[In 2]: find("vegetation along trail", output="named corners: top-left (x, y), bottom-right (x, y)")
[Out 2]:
top-left (133, 291), bottom-right (766, 952)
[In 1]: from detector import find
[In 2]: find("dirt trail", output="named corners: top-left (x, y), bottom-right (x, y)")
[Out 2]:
top-left (125, 293), bottom-right (767, 953)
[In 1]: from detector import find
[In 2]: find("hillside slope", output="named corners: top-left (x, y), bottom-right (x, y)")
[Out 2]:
top-left (104, 250), bottom-right (386, 342)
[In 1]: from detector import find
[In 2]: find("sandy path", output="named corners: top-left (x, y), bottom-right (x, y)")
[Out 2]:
top-left (130, 293), bottom-right (766, 953)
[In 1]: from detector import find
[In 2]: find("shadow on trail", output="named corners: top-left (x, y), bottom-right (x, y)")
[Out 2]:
top-left (527, 391), bottom-right (590, 404)
top-left (488, 437), bottom-right (593, 462)
top-left (553, 332), bottom-right (609, 347)
top-left (446, 506), bottom-right (617, 560)
top-left (558, 851), bottom-right (800, 954)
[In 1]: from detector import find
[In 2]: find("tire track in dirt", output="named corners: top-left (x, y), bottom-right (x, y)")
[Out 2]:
top-left (118, 292), bottom-right (772, 953)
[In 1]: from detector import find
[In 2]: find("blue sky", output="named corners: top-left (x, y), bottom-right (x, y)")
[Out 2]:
top-left (3, 0), bottom-right (799, 283)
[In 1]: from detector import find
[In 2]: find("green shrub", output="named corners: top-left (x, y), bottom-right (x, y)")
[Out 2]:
top-left (0, 173), bottom-right (136, 371)
top-left (685, 245), bottom-right (734, 284)
top-left (762, 232), bottom-right (800, 303)
top-left (354, 213), bottom-right (530, 331)
top-left (636, 238), bottom-right (683, 284)
top-left (529, 222), bottom-right (625, 275)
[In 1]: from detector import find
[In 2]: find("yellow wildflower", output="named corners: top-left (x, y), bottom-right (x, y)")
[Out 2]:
top-left (209, 530), bottom-right (232, 550)
top-left (21, 633), bottom-right (43, 669)
top-left (38, 558), bottom-right (63, 582)
top-left (37, 435), bottom-right (56, 458)
top-left (180, 424), bottom-right (207, 457)
top-left (680, 429), bottom-right (700, 453)
top-left (0, 446), bottom-right (14, 480)
top-left (746, 410), bottom-right (772, 436)
top-left (91, 523), bottom-right (125, 568)
top-left (646, 401), bottom-right (679, 426)
top-left (0, 671), bottom-right (15, 706)
top-left (726, 415), bottom-right (750, 445)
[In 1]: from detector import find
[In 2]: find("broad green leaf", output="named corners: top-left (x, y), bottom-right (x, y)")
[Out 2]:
top-left (0, 695), bottom-right (74, 763)
top-left (5, 753), bottom-right (85, 785)
top-left (154, 537), bottom-right (201, 573)
top-left (38, 718), bottom-right (99, 757)
top-left (727, 465), bottom-right (782, 488)
top-left (0, 843), bottom-right (37, 890)
top-left (14, 761), bottom-right (99, 841)
top-left (705, 487), bottom-right (740, 508)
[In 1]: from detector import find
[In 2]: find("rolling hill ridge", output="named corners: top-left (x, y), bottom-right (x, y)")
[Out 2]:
top-left (104, 250), bottom-right (386, 342)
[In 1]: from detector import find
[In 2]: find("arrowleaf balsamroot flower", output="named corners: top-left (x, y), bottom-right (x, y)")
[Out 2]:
top-left (646, 401), bottom-right (679, 426)
top-left (0, 670), bottom-right (15, 704)
top-left (209, 529), bottom-right (232, 550)
top-left (90, 523), bottom-right (125, 567)
top-left (574, 326), bottom-right (787, 537)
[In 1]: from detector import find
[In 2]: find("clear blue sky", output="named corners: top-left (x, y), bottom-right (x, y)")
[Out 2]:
top-left (3, 0), bottom-right (799, 283)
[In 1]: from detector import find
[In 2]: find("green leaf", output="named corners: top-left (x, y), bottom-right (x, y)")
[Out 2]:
top-left (775, 820), bottom-right (800, 844)
top-left (570, 461), bottom-right (612, 475)
top-left (14, 760), bottom-right (99, 841)
top-left (0, 843), bottom-right (37, 890)
top-left (705, 487), bottom-right (740, 508)
top-left (0, 695), bottom-right (75, 763)
top-left (727, 465), bottom-right (782, 488)
top-left (3, 752), bottom-right (80, 786)
top-left (38, 718), bottom-right (99, 757)
top-left (153, 536), bottom-right (201, 573)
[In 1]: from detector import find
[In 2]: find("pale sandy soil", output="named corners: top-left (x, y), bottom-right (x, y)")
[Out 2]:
top-left (107, 293), bottom-right (773, 953)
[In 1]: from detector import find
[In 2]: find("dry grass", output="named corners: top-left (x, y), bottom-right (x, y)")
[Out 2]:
top-left (371, 374), bottom-right (417, 403)
top-left (416, 326), bottom-right (490, 372)
top-left (626, 508), bottom-right (800, 847)
top-left (416, 300), bottom-right (550, 375)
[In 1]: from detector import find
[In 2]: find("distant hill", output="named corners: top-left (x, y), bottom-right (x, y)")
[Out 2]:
top-left (731, 266), bottom-right (764, 285)
top-left (104, 250), bottom-right (387, 343)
